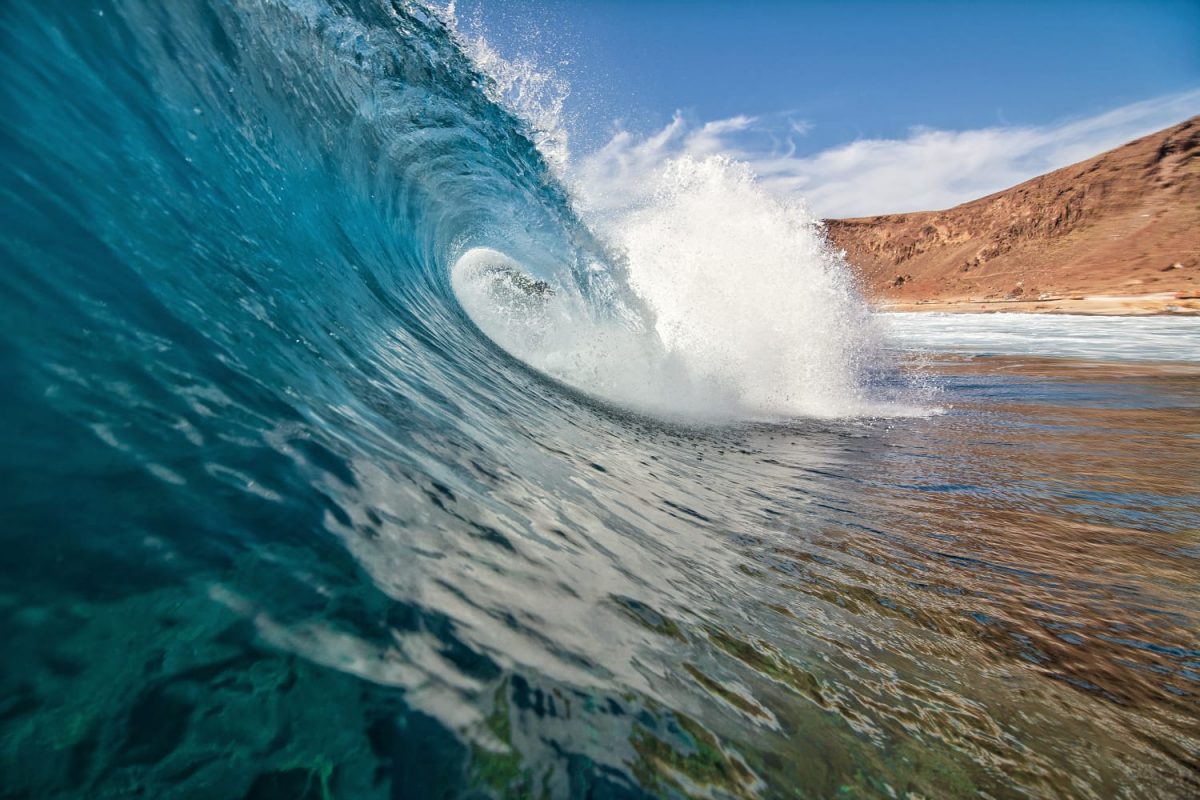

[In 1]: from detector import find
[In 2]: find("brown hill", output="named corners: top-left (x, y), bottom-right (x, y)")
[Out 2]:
top-left (825, 116), bottom-right (1200, 312)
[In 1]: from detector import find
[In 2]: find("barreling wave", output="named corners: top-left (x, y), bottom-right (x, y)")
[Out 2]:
top-left (0, 0), bottom-right (890, 430)
top-left (442, 2), bottom-right (893, 420)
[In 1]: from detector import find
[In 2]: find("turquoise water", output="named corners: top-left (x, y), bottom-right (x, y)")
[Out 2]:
top-left (1, 2), bottom-right (1198, 798)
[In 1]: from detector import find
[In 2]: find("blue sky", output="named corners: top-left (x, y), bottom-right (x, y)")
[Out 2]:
top-left (455, 0), bottom-right (1200, 215)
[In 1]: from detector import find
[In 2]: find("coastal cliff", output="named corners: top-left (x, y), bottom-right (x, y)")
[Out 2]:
top-left (825, 116), bottom-right (1200, 313)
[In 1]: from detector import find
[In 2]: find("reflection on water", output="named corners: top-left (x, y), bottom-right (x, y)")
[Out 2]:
top-left (2, 355), bottom-right (1197, 798)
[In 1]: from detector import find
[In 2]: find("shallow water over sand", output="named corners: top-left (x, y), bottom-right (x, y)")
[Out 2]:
top-left (3, 354), bottom-right (1197, 798)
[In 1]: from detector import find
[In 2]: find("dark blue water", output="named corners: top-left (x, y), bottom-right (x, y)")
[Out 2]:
top-left (2, 2), bottom-right (1198, 798)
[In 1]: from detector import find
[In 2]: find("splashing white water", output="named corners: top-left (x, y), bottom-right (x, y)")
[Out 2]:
top-left (437, 1), bottom-right (572, 172)
top-left (440, 3), bottom-right (902, 419)
top-left (586, 155), bottom-right (880, 417)
top-left (452, 248), bottom-right (734, 418)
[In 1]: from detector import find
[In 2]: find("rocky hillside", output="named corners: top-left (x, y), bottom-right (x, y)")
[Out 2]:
top-left (825, 116), bottom-right (1200, 306)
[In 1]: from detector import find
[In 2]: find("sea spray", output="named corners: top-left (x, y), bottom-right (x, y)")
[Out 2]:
top-left (441, 3), bottom-right (890, 419)
top-left (585, 155), bottom-right (880, 417)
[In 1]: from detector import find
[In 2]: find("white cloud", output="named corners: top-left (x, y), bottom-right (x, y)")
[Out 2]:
top-left (788, 118), bottom-right (814, 137)
top-left (574, 91), bottom-right (1200, 219)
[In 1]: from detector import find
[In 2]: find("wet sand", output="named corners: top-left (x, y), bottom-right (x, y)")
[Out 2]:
top-left (875, 292), bottom-right (1200, 316)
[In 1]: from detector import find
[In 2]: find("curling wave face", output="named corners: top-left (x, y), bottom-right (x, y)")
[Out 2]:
top-left (2, 2), bottom-right (1198, 798)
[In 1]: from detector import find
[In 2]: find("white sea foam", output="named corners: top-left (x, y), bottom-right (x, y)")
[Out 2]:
top-left (881, 312), bottom-right (1200, 363)
top-left (581, 155), bottom-right (881, 418)
top-left (452, 219), bottom-right (892, 420)
top-left (452, 248), bottom-right (735, 418)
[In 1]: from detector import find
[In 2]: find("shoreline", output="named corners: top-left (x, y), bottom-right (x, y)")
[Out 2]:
top-left (873, 292), bottom-right (1200, 316)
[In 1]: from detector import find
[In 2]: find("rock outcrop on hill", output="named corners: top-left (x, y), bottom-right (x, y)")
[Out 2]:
top-left (824, 116), bottom-right (1200, 309)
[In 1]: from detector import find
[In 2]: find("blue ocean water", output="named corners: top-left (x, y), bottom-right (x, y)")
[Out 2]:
top-left (2, 2), bottom-right (1198, 798)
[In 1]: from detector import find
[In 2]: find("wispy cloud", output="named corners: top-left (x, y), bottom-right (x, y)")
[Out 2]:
top-left (576, 91), bottom-right (1200, 219)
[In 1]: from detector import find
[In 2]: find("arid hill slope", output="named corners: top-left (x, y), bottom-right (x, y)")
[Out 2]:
top-left (825, 117), bottom-right (1200, 308)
